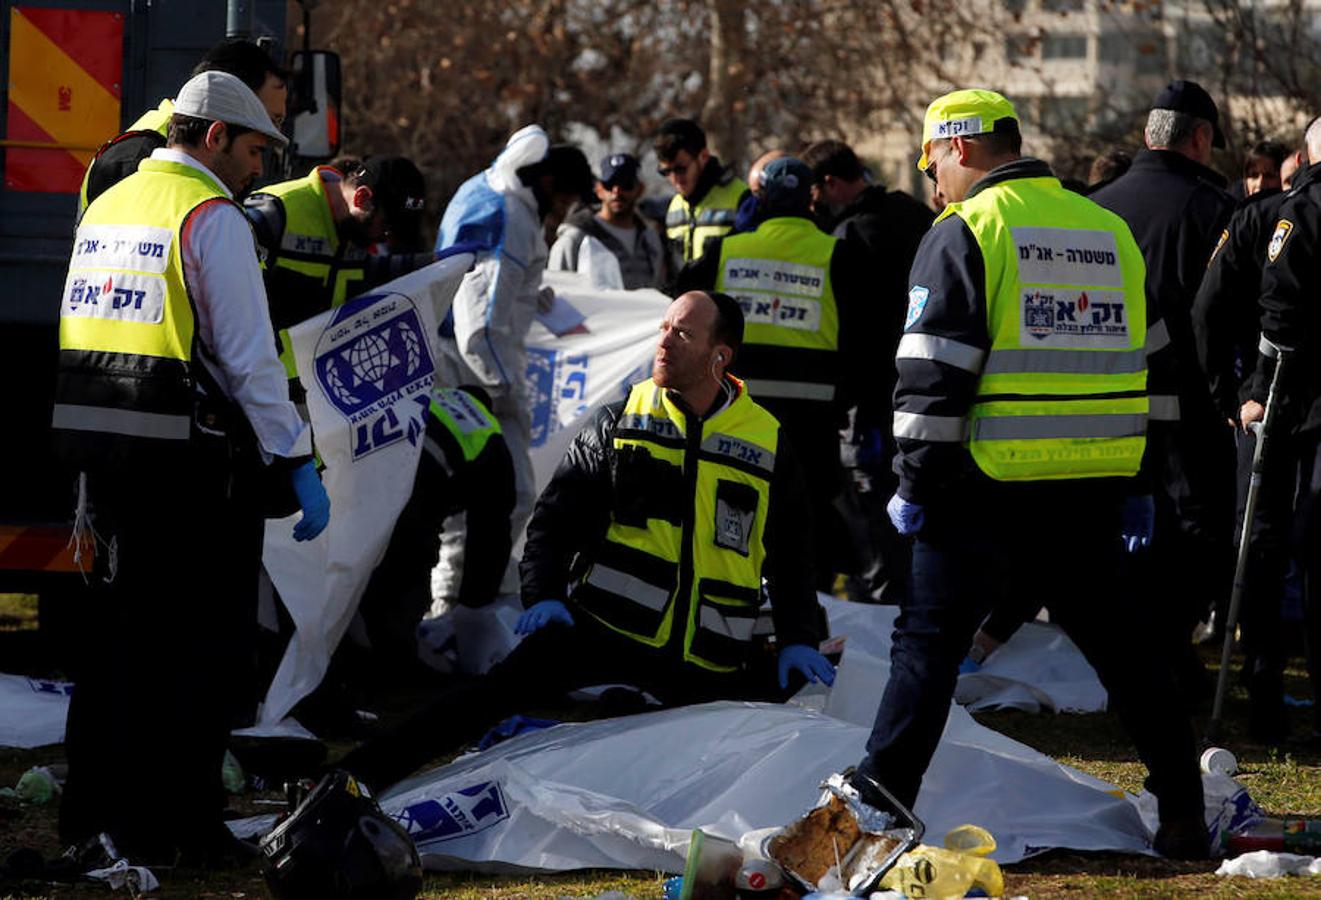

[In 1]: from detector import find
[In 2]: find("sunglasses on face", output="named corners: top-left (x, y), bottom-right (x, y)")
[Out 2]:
top-left (603, 176), bottom-right (638, 191)
top-left (657, 161), bottom-right (691, 178)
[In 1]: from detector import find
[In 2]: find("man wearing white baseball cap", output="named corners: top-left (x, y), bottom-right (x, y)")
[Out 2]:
top-left (53, 70), bottom-right (327, 866)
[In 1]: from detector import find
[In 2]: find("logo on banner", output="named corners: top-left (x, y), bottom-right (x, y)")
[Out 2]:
top-left (526, 348), bottom-right (589, 447)
top-left (314, 294), bottom-right (435, 460)
top-left (391, 781), bottom-right (509, 845)
top-left (26, 678), bottom-right (74, 697)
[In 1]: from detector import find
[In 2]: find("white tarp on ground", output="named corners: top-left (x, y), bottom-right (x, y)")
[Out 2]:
top-left (258, 256), bottom-right (470, 726)
top-left (820, 597), bottom-right (1107, 714)
top-left (0, 674), bottom-right (71, 748)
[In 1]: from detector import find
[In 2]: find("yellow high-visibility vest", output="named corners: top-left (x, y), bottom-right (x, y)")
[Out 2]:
top-left (574, 378), bottom-right (780, 672)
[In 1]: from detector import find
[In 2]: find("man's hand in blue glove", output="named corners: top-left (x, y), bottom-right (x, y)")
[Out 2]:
top-left (886, 493), bottom-right (925, 536)
top-left (290, 460), bottom-right (330, 541)
top-left (1120, 494), bottom-right (1155, 553)
top-left (516, 599), bottom-right (574, 635)
top-left (778, 644), bottom-right (836, 690)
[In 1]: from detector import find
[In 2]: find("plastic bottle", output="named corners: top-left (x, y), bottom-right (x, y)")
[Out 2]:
top-left (1226, 818), bottom-right (1321, 855)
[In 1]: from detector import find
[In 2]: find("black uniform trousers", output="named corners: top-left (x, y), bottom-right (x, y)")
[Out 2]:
top-left (335, 612), bottom-right (791, 792)
top-left (59, 447), bottom-right (261, 859)
top-left (856, 479), bottom-right (1204, 822)
top-left (1142, 417), bottom-right (1237, 692)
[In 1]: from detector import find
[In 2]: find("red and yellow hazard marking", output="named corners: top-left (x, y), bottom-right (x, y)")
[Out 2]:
top-left (0, 524), bottom-right (91, 574)
top-left (4, 6), bottom-right (123, 193)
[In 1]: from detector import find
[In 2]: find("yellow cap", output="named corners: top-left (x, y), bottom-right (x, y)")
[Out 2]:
top-left (917, 89), bottom-right (1019, 171)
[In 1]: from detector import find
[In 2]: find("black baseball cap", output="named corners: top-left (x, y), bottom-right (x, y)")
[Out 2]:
top-left (759, 156), bottom-right (814, 215)
top-left (599, 153), bottom-right (640, 189)
top-left (1152, 80), bottom-right (1225, 149)
top-left (360, 155), bottom-right (426, 240)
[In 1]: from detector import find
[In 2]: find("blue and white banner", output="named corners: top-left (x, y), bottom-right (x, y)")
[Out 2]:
top-left (257, 255), bottom-right (472, 728)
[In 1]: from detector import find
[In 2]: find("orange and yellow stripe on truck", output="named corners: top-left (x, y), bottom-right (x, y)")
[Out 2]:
top-left (4, 6), bottom-right (123, 193)
top-left (0, 524), bottom-right (91, 574)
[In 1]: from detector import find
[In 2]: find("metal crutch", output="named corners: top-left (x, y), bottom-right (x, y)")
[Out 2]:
top-left (1208, 341), bottom-right (1292, 742)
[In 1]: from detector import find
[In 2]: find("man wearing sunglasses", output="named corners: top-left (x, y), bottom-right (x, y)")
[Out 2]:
top-left (549, 152), bottom-right (666, 289)
top-left (843, 89), bottom-right (1208, 860)
top-left (655, 118), bottom-right (749, 272)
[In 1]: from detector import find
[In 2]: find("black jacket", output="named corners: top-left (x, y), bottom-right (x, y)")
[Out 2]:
top-left (363, 403), bottom-right (515, 610)
top-left (671, 217), bottom-right (874, 481)
top-left (1091, 149), bottom-right (1236, 423)
top-left (1253, 162), bottom-right (1321, 433)
top-left (1191, 188), bottom-right (1289, 419)
top-left (519, 382), bottom-right (821, 649)
top-left (825, 186), bottom-right (934, 435)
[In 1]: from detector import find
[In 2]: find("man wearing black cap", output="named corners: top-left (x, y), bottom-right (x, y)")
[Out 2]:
top-left (549, 152), bottom-right (666, 290)
top-left (1091, 80), bottom-right (1238, 705)
top-left (244, 154), bottom-right (436, 380)
top-left (676, 156), bottom-right (870, 590)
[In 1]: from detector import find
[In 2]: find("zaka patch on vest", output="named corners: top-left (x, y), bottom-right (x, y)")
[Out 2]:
top-left (1021, 288), bottom-right (1130, 348)
top-left (1268, 219), bottom-right (1294, 262)
top-left (905, 285), bottom-right (930, 330)
top-left (61, 270), bottom-right (166, 325)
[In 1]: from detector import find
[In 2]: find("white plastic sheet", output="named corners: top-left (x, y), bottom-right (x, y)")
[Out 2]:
top-left (820, 597), bottom-right (1106, 714)
top-left (0, 673), bottom-right (70, 747)
top-left (524, 271), bottom-right (668, 492)
top-left (258, 255), bottom-right (471, 727)
top-left (1217, 851), bottom-right (1321, 878)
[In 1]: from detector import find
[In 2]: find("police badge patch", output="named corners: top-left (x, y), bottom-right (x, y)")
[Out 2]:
top-left (1209, 228), bottom-right (1229, 266)
top-left (1268, 220), bottom-right (1294, 263)
top-left (905, 285), bottom-right (930, 330)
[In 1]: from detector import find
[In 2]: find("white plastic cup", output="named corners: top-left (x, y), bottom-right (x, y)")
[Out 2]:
top-left (1200, 746), bottom-right (1238, 777)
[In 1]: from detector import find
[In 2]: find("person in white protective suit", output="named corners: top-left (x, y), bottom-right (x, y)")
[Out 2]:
top-left (431, 125), bottom-right (593, 602)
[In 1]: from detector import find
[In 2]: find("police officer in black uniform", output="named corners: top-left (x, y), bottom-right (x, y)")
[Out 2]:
top-left (1091, 81), bottom-right (1237, 703)
top-left (1233, 118), bottom-right (1321, 741)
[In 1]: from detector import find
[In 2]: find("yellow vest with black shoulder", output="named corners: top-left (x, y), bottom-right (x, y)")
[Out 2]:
top-left (252, 168), bottom-right (364, 375)
top-left (78, 98), bottom-right (174, 214)
top-left (54, 156), bottom-right (233, 467)
top-left (665, 175), bottom-right (746, 263)
top-left (427, 387), bottom-right (502, 469)
top-left (938, 175), bottom-right (1149, 480)
top-left (715, 216), bottom-right (841, 405)
top-left (572, 377), bottom-right (780, 673)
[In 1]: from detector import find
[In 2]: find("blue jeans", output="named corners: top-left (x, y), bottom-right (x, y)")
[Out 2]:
top-left (857, 479), bottom-right (1204, 822)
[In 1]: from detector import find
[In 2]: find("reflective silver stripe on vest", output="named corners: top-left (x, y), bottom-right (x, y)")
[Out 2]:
top-left (700, 433), bottom-right (775, 475)
top-left (696, 208), bottom-right (736, 226)
top-left (893, 411), bottom-right (968, 442)
top-left (974, 413), bottom-right (1146, 440)
top-left (982, 347), bottom-right (1146, 375)
top-left (585, 564), bottom-right (671, 611)
top-left (665, 209), bottom-right (686, 227)
top-left (52, 404), bottom-right (190, 441)
top-left (1146, 320), bottom-right (1171, 354)
top-left (896, 333), bottom-right (986, 373)
top-left (1148, 394), bottom-right (1181, 422)
top-left (743, 379), bottom-right (835, 402)
top-left (699, 605), bottom-right (757, 642)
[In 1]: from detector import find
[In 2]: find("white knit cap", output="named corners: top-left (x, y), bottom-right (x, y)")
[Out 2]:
top-left (173, 70), bottom-right (288, 146)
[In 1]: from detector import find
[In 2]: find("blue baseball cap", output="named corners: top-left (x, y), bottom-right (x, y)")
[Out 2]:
top-left (759, 156), bottom-right (814, 214)
top-left (599, 153), bottom-right (640, 188)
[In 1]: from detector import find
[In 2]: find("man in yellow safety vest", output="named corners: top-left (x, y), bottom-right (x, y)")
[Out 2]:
top-left (841, 89), bottom-right (1209, 860)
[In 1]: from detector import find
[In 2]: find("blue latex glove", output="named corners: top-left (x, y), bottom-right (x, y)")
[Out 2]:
top-left (778, 644), bottom-right (836, 690)
top-left (959, 656), bottom-right (983, 675)
top-left (516, 599), bottom-right (574, 635)
top-left (856, 426), bottom-right (887, 469)
top-left (1120, 494), bottom-right (1155, 553)
top-left (886, 493), bottom-right (925, 535)
top-left (290, 461), bottom-right (330, 541)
